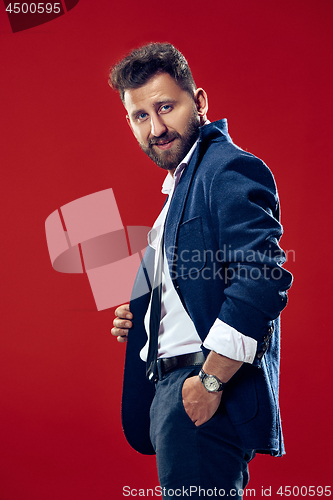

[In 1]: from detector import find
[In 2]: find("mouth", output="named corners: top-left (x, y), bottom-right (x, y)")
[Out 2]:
top-left (152, 137), bottom-right (177, 151)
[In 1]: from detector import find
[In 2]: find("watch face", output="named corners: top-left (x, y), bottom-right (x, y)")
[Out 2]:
top-left (204, 375), bottom-right (220, 392)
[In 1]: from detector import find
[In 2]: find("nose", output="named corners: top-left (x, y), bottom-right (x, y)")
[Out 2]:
top-left (150, 114), bottom-right (167, 137)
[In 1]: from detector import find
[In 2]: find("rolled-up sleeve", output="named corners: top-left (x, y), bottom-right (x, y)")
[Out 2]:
top-left (203, 318), bottom-right (257, 363)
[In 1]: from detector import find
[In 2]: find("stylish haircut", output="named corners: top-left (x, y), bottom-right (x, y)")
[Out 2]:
top-left (109, 43), bottom-right (197, 103)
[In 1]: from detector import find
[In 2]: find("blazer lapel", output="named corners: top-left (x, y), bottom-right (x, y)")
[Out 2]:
top-left (164, 143), bottom-right (201, 275)
top-left (164, 119), bottom-right (230, 275)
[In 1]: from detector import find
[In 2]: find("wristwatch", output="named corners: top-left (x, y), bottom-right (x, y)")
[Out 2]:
top-left (199, 368), bottom-right (226, 393)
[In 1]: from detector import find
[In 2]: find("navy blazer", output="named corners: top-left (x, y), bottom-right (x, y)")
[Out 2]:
top-left (121, 119), bottom-right (293, 456)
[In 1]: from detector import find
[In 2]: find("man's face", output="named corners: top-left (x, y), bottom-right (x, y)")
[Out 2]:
top-left (124, 73), bottom-right (201, 172)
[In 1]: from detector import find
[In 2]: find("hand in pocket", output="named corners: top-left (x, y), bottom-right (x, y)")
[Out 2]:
top-left (182, 375), bottom-right (222, 427)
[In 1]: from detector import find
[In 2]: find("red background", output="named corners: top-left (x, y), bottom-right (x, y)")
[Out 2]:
top-left (1, 1), bottom-right (332, 498)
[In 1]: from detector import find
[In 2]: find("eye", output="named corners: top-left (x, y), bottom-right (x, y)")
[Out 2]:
top-left (159, 104), bottom-right (172, 113)
top-left (137, 112), bottom-right (148, 122)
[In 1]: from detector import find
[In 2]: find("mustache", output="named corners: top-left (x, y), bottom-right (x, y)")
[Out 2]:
top-left (148, 131), bottom-right (181, 147)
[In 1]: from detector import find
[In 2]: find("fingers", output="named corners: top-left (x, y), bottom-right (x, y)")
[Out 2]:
top-left (115, 333), bottom-right (128, 343)
top-left (115, 303), bottom-right (132, 320)
top-left (111, 304), bottom-right (133, 343)
top-left (113, 317), bottom-right (132, 329)
top-left (111, 327), bottom-right (129, 342)
top-left (111, 320), bottom-right (131, 341)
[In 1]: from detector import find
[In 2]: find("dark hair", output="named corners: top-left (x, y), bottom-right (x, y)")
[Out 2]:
top-left (109, 43), bottom-right (197, 103)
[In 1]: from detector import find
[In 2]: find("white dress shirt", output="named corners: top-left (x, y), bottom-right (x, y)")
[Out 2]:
top-left (140, 135), bottom-right (257, 364)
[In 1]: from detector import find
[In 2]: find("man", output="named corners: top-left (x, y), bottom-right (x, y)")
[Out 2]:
top-left (110, 43), bottom-right (292, 499)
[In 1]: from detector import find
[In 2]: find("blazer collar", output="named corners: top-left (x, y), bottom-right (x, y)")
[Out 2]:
top-left (199, 118), bottom-right (231, 144)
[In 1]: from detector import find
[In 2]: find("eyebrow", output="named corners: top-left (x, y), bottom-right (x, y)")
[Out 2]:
top-left (154, 98), bottom-right (177, 107)
top-left (130, 98), bottom-right (178, 120)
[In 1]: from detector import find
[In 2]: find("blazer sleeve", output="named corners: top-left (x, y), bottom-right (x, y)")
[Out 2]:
top-left (208, 153), bottom-right (293, 343)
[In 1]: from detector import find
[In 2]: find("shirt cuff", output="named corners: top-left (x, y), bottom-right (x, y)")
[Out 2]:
top-left (203, 318), bottom-right (257, 364)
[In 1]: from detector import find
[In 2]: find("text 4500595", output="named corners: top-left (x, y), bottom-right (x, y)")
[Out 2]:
top-left (275, 486), bottom-right (331, 497)
top-left (5, 3), bottom-right (61, 14)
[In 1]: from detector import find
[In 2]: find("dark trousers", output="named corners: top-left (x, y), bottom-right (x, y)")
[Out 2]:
top-left (149, 366), bottom-right (255, 499)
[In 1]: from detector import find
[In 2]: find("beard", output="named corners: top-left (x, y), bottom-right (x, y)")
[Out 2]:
top-left (138, 110), bottom-right (201, 171)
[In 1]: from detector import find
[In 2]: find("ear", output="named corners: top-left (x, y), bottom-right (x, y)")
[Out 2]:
top-left (194, 88), bottom-right (208, 124)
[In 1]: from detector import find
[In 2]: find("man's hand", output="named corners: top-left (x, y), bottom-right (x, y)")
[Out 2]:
top-left (182, 375), bottom-right (222, 427)
top-left (182, 351), bottom-right (243, 426)
top-left (111, 304), bottom-right (133, 343)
